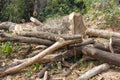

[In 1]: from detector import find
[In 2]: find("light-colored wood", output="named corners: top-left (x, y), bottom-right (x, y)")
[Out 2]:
top-left (76, 63), bottom-right (110, 80)
top-left (69, 12), bottom-right (87, 35)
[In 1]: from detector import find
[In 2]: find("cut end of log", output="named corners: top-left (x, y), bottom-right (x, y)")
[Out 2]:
top-left (30, 17), bottom-right (43, 26)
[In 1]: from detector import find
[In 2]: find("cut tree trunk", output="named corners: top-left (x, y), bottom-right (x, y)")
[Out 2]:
top-left (81, 46), bottom-right (120, 67)
top-left (86, 28), bottom-right (120, 38)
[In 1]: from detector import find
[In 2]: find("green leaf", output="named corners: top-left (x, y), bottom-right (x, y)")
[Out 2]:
top-left (5, 45), bottom-right (13, 54)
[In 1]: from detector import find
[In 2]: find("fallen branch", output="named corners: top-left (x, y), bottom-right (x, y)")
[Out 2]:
top-left (76, 63), bottom-right (110, 80)
top-left (43, 71), bottom-right (49, 80)
top-left (39, 62), bottom-right (52, 78)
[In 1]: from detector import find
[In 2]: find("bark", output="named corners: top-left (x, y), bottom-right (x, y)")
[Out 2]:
top-left (70, 38), bottom-right (95, 48)
top-left (33, 0), bottom-right (39, 16)
top-left (0, 40), bottom-right (81, 77)
top-left (64, 60), bottom-right (81, 77)
top-left (22, 31), bottom-right (82, 41)
top-left (76, 63), bottom-right (110, 80)
top-left (81, 46), bottom-right (120, 67)
top-left (39, 62), bottom-right (52, 78)
top-left (0, 31), bottom-right (54, 46)
top-left (69, 12), bottom-right (87, 35)
top-left (0, 22), bottom-right (16, 30)
top-left (93, 42), bottom-right (110, 52)
top-left (112, 37), bottom-right (120, 46)
top-left (86, 28), bottom-right (120, 38)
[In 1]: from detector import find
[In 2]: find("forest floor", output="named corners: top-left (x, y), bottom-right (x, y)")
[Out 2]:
top-left (0, 14), bottom-right (120, 80)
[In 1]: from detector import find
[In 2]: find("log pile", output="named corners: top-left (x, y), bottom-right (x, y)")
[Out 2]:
top-left (0, 12), bottom-right (120, 80)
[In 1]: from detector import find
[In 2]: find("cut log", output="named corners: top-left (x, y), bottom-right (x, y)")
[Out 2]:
top-left (0, 31), bottom-right (54, 46)
top-left (81, 46), bottom-right (120, 67)
top-left (112, 37), bottom-right (120, 46)
top-left (0, 22), bottom-right (16, 30)
top-left (39, 63), bottom-right (52, 78)
top-left (86, 28), bottom-right (120, 38)
top-left (30, 17), bottom-right (43, 26)
top-left (93, 42), bottom-right (110, 52)
top-left (76, 63), bottom-right (110, 80)
top-left (0, 40), bottom-right (81, 77)
top-left (21, 31), bottom-right (82, 41)
top-left (70, 38), bottom-right (95, 48)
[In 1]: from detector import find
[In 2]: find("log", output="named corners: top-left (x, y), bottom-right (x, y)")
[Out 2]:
top-left (0, 40), bottom-right (81, 77)
top-left (112, 37), bottom-right (120, 46)
top-left (39, 62), bottom-right (52, 78)
top-left (0, 31), bottom-right (54, 46)
top-left (93, 42), bottom-right (110, 52)
top-left (70, 38), bottom-right (95, 48)
top-left (76, 63), bottom-right (110, 80)
top-left (94, 42), bottom-right (120, 53)
top-left (30, 17), bottom-right (43, 26)
top-left (22, 31), bottom-right (82, 41)
top-left (86, 28), bottom-right (120, 38)
top-left (81, 46), bottom-right (120, 67)
top-left (43, 71), bottom-right (49, 80)
top-left (0, 22), bottom-right (16, 30)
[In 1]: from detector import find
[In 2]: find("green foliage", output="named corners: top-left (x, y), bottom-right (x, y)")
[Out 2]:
top-left (0, 0), bottom-right (33, 23)
top-left (0, 41), bottom-right (13, 54)
top-left (36, 0), bottom-right (87, 21)
top-left (103, 1), bottom-right (120, 28)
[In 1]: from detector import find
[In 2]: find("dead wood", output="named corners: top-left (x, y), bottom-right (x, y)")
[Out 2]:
top-left (76, 63), bottom-right (110, 80)
top-left (0, 31), bottom-right (54, 46)
top-left (43, 71), bottom-right (49, 80)
top-left (21, 31), bottom-right (82, 41)
top-left (0, 40), bottom-right (81, 77)
top-left (94, 42), bottom-right (120, 53)
top-left (93, 42), bottom-right (110, 52)
top-left (30, 17), bottom-right (43, 26)
top-left (69, 12), bottom-right (87, 35)
top-left (109, 37), bottom-right (114, 53)
top-left (64, 60), bottom-right (81, 77)
top-left (39, 62), bottom-right (52, 78)
top-left (70, 38), bottom-right (95, 48)
top-left (86, 28), bottom-right (120, 38)
top-left (0, 22), bottom-right (16, 30)
top-left (81, 46), bottom-right (120, 67)
top-left (112, 37), bottom-right (120, 46)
